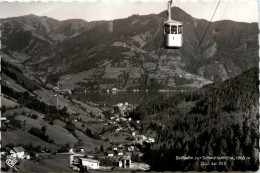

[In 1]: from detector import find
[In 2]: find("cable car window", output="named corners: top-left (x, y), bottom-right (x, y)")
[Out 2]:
top-left (171, 25), bottom-right (177, 34)
top-left (165, 25), bottom-right (170, 34)
top-left (178, 25), bottom-right (183, 34)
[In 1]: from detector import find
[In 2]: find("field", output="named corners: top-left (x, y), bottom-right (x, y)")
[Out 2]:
top-left (1, 130), bottom-right (57, 150)
top-left (17, 154), bottom-right (72, 172)
top-left (77, 131), bottom-right (110, 151)
top-left (2, 74), bottom-right (28, 93)
top-left (15, 115), bottom-right (78, 146)
top-left (101, 131), bottom-right (132, 144)
top-left (1, 96), bottom-right (19, 108)
top-left (59, 69), bottom-right (96, 90)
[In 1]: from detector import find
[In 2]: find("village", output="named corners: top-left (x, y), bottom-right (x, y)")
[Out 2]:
top-left (1, 95), bottom-right (154, 172)
top-left (68, 102), bottom-right (154, 171)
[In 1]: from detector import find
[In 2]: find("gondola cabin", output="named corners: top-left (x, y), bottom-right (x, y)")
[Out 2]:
top-left (164, 0), bottom-right (183, 48)
top-left (164, 20), bottom-right (183, 48)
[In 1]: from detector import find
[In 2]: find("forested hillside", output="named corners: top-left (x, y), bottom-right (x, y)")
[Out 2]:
top-left (130, 67), bottom-right (259, 171)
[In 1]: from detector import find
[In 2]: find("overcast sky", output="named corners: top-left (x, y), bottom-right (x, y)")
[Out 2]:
top-left (0, 0), bottom-right (258, 23)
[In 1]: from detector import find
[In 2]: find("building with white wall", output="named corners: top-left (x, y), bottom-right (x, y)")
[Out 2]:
top-left (79, 158), bottom-right (100, 170)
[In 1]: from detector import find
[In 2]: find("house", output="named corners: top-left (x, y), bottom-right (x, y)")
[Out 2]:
top-left (79, 158), bottom-right (100, 170)
top-left (13, 147), bottom-right (25, 159)
top-left (107, 151), bottom-right (114, 157)
top-left (53, 86), bottom-right (72, 95)
top-left (128, 146), bottom-right (134, 152)
top-left (112, 146), bottom-right (118, 151)
top-left (112, 88), bottom-right (119, 91)
top-left (117, 150), bottom-right (123, 156)
top-left (118, 144), bottom-right (124, 148)
top-left (110, 117), bottom-right (115, 120)
top-left (69, 148), bottom-right (74, 153)
top-left (118, 155), bottom-right (132, 168)
top-left (140, 135), bottom-right (147, 140)
top-left (0, 117), bottom-right (7, 121)
top-left (146, 137), bottom-right (155, 143)
top-left (117, 103), bottom-right (123, 108)
top-left (24, 152), bottom-right (31, 160)
top-left (131, 132), bottom-right (136, 136)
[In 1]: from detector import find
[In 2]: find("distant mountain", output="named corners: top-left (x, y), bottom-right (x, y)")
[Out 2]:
top-left (0, 14), bottom-right (104, 54)
top-left (0, 7), bottom-right (258, 91)
top-left (129, 67), bottom-right (259, 171)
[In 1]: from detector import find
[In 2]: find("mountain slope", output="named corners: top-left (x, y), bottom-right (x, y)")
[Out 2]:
top-left (130, 67), bottom-right (259, 171)
top-left (0, 7), bottom-right (258, 91)
top-left (0, 15), bottom-right (104, 55)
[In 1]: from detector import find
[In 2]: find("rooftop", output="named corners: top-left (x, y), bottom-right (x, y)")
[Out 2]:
top-left (13, 147), bottom-right (25, 153)
top-left (80, 158), bottom-right (100, 163)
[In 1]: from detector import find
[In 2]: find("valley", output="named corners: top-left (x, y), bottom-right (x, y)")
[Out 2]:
top-left (1, 7), bottom-right (258, 92)
top-left (0, 5), bottom-right (258, 172)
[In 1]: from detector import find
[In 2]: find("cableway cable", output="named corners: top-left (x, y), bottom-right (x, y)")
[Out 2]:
top-left (181, 0), bottom-right (221, 77)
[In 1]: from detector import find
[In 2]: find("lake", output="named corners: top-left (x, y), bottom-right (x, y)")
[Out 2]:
top-left (73, 90), bottom-right (185, 106)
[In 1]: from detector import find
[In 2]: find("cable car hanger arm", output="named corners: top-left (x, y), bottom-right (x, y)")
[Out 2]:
top-left (167, 0), bottom-right (173, 21)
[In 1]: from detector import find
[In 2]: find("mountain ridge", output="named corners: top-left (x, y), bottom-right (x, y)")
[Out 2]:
top-left (0, 7), bottom-right (258, 91)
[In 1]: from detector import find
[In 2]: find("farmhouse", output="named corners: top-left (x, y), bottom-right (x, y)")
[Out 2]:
top-left (107, 151), bottom-right (114, 157)
top-left (112, 145), bottom-right (118, 151)
top-left (146, 137), bottom-right (155, 143)
top-left (117, 150), bottom-right (123, 156)
top-left (79, 158), bottom-right (100, 170)
top-left (128, 146), bottom-right (134, 152)
top-left (13, 147), bottom-right (25, 159)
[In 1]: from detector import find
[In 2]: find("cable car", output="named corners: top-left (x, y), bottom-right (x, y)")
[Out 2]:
top-left (164, 0), bottom-right (183, 48)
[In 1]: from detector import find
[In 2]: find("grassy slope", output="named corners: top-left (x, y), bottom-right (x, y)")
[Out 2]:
top-left (77, 131), bottom-right (110, 151)
top-left (15, 115), bottom-right (78, 146)
top-left (1, 95), bottom-right (19, 108)
top-left (17, 154), bottom-right (72, 172)
top-left (1, 60), bottom-right (111, 154)
top-left (2, 130), bottom-right (57, 150)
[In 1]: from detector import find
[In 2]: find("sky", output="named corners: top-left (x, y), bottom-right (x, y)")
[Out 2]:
top-left (0, 0), bottom-right (258, 23)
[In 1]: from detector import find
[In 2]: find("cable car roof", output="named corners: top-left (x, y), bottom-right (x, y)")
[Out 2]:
top-left (164, 19), bottom-right (183, 25)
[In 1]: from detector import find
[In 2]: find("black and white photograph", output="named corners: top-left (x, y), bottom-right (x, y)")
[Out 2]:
top-left (0, 0), bottom-right (259, 172)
